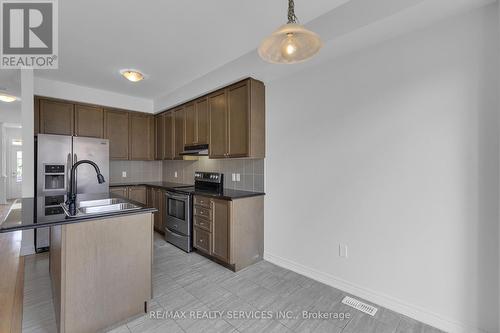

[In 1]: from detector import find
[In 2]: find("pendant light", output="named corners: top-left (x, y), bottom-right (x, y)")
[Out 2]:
top-left (258, 0), bottom-right (323, 64)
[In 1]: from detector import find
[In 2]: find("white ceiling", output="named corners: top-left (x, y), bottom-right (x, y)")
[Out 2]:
top-left (35, 0), bottom-right (350, 99)
top-left (33, 0), bottom-right (496, 109)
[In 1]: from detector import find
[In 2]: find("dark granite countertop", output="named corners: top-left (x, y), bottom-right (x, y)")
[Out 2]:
top-left (0, 192), bottom-right (156, 233)
top-left (110, 182), bottom-right (265, 200)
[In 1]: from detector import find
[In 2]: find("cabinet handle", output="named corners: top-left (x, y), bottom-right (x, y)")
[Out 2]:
top-left (200, 239), bottom-right (204, 243)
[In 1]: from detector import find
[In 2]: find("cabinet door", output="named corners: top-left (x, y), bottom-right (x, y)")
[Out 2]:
top-left (34, 97), bottom-right (40, 135)
top-left (184, 103), bottom-right (196, 146)
top-left (156, 115), bottom-right (165, 160)
top-left (75, 104), bottom-right (104, 138)
top-left (39, 99), bottom-right (74, 135)
top-left (227, 82), bottom-right (249, 157)
top-left (164, 113), bottom-right (174, 160)
top-left (195, 97), bottom-right (208, 145)
top-left (208, 90), bottom-right (227, 158)
top-left (110, 187), bottom-right (128, 198)
top-left (130, 113), bottom-right (154, 160)
top-left (211, 199), bottom-right (230, 263)
top-left (128, 186), bottom-right (147, 205)
top-left (151, 189), bottom-right (160, 231)
top-left (174, 108), bottom-right (185, 159)
top-left (104, 109), bottom-right (129, 160)
top-left (146, 187), bottom-right (154, 208)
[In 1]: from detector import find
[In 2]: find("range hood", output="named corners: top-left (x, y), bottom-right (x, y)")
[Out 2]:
top-left (179, 144), bottom-right (209, 156)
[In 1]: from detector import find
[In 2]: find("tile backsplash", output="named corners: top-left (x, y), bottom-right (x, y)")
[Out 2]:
top-left (162, 158), bottom-right (264, 192)
top-left (110, 161), bottom-right (163, 183)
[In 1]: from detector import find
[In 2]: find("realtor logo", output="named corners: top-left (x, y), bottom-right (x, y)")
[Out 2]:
top-left (1, 0), bottom-right (58, 68)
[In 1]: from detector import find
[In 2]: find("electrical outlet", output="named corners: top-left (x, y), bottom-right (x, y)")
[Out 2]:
top-left (339, 244), bottom-right (348, 258)
top-left (236, 173), bottom-right (241, 182)
top-left (232, 173), bottom-right (236, 181)
top-left (174, 171), bottom-right (178, 178)
top-left (122, 171), bottom-right (127, 178)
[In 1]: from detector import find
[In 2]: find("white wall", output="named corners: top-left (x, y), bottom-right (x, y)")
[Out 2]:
top-left (265, 5), bottom-right (498, 333)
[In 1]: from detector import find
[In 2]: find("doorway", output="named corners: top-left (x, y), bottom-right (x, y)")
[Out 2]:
top-left (7, 139), bottom-right (22, 199)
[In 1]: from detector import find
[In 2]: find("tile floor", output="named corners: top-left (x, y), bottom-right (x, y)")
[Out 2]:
top-left (22, 232), bottom-right (444, 333)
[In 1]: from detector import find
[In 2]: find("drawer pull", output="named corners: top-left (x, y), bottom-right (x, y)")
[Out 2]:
top-left (199, 239), bottom-right (204, 243)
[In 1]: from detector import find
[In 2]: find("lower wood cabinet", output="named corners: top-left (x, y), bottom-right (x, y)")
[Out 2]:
top-left (193, 195), bottom-right (264, 271)
top-left (110, 186), bottom-right (128, 197)
top-left (128, 186), bottom-right (147, 205)
top-left (150, 187), bottom-right (165, 234)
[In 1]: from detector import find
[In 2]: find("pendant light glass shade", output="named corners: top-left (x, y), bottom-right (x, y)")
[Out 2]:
top-left (258, 0), bottom-right (323, 64)
top-left (258, 23), bottom-right (323, 64)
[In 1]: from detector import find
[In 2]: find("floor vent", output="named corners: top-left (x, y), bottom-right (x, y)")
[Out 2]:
top-left (342, 296), bottom-right (378, 316)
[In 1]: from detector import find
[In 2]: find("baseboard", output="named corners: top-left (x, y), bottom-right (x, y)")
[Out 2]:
top-left (263, 251), bottom-right (487, 333)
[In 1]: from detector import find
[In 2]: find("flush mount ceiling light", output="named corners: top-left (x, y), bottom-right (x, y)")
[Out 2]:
top-left (0, 92), bottom-right (17, 103)
top-left (120, 69), bottom-right (145, 82)
top-left (258, 0), bottom-right (323, 64)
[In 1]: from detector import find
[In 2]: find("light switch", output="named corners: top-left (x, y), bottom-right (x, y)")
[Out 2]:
top-left (236, 173), bottom-right (241, 182)
top-left (339, 244), bottom-right (348, 258)
top-left (232, 173), bottom-right (236, 181)
top-left (174, 171), bottom-right (178, 178)
top-left (122, 171), bottom-right (127, 178)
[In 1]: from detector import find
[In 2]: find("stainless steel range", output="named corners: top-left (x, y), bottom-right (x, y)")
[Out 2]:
top-left (165, 172), bottom-right (223, 252)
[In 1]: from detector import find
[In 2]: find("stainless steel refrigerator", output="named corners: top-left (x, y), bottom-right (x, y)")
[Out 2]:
top-left (35, 134), bottom-right (109, 251)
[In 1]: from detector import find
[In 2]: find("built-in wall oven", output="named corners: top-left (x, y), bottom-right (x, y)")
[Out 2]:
top-left (165, 190), bottom-right (192, 252)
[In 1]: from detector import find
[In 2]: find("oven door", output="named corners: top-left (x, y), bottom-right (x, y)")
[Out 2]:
top-left (165, 191), bottom-right (191, 236)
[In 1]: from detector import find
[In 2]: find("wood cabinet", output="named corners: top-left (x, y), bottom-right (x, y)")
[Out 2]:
top-left (208, 90), bottom-right (227, 158)
top-left (155, 112), bottom-right (174, 160)
top-left (75, 104), bottom-right (104, 138)
top-left (128, 186), bottom-right (147, 205)
top-left (39, 99), bottom-right (74, 135)
top-left (110, 186), bottom-right (128, 197)
top-left (129, 113), bottom-right (154, 160)
top-left (174, 108), bottom-right (185, 159)
top-left (104, 109), bottom-right (129, 160)
top-left (150, 188), bottom-right (165, 234)
top-left (164, 112), bottom-right (174, 160)
top-left (155, 114), bottom-right (165, 160)
top-left (193, 194), bottom-right (264, 271)
top-left (208, 79), bottom-right (265, 159)
top-left (184, 98), bottom-right (208, 146)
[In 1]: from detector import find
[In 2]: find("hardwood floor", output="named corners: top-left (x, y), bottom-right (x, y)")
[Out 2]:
top-left (0, 200), bottom-right (24, 333)
top-left (22, 233), bottom-right (445, 333)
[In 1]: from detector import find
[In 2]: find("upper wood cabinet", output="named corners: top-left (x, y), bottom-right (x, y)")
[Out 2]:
top-left (208, 78), bottom-right (265, 159)
top-left (155, 114), bottom-right (165, 160)
top-left (104, 109), bottom-right (129, 160)
top-left (208, 90), bottom-right (228, 159)
top-left (39, 99), bottom-right (74, 135)
top-left (74, 104), bottom-right (104, 138)
top-left (164, 112), bottom-right (174, 159)
top-left (184, 98), bottom-right (209, 147)
top-left (174, 108), bottom-right (185, 159)
top-left (184, 102), bottom-right (196, 147)
top-left (129, 113), bottom-right (154, 160)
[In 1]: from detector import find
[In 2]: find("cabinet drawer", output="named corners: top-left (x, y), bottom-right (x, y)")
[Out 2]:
top-left (194, 196), bottom-right (211, 208)
top-left (194, 206), bottom-right (212, 220)
top-left (194, 216), bottom-right (212, 232)
top-left (194, 227), bottom-right (211, 254)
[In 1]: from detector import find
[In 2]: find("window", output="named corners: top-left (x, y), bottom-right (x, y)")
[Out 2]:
top-left (16, 151), bottom-right (22, 182)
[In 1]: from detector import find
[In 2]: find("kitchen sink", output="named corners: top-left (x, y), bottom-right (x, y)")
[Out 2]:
top-left (79, 202), bottom-right (141, 214)
top-left (78, 198), bottom-right (125, 208)
top-left (61, 199), bottom-right (141, 217)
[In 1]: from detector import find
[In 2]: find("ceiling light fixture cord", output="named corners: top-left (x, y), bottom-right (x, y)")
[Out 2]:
top-left (287, 0), bottom-right (298, 24)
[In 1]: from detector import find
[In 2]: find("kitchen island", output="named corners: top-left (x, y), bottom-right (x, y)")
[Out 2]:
top-left (0, 193), bottom-right (156, 333)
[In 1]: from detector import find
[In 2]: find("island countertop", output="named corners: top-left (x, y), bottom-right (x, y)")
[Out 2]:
top-left (0, 192), bottom-right (156, 233)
